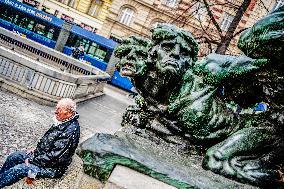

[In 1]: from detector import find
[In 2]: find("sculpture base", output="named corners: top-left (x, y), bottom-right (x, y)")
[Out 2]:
top-left (77, 129), bottom-right (258, 189)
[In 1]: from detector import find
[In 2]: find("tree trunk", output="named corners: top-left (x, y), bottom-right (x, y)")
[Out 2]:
top-left (215, 0), bottom-right (252, 54)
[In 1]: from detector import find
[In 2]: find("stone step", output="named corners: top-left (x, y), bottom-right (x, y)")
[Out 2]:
top-left (103, 165), bottom-right (177, 189)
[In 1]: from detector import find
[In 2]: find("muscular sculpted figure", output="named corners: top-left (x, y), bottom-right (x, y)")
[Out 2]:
top-left (115, 25), bottom-right (199, 133)
top-left (115, 6), bottom-right (284, 187)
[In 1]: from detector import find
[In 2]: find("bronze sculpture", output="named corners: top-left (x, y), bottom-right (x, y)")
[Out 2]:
top-left (115, 6), bottom-right (284, 187)
top-left (78, 6), bottom-right (284, 188)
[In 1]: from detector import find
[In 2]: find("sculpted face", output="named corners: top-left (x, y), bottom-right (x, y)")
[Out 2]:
top-left (154, 36), bottom-right (194, 75)
top-left (115, 36), bottom-right (151, 77)
top-left (150, 24), bottom-right (199, 76)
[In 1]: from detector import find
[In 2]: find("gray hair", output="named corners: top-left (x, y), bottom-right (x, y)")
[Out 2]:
top-left (57, 98), bottom-right (76, 113)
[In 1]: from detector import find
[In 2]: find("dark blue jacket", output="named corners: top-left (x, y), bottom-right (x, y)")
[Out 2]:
top-left (31, 114), bottom-right (80, 176)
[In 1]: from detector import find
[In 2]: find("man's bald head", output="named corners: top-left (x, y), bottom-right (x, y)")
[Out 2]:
top-left (55, 98), bottom-right (76, 121)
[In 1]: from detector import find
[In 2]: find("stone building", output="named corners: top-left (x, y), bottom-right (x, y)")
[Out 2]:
top-left (98, 0), bottom-right (281, 55)
top-left (18, 0), bottom-right (112, 32)
top-left (97, 0), bottom-right (192, 41)
top-left (16, 0), bottom-right (283, 55)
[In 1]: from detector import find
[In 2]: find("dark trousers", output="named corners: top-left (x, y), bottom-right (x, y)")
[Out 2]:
top-left (0, 151), bottom-right (56, 188)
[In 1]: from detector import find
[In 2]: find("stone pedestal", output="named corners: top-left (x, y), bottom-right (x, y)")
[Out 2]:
top-left (103, 165), bottom-right (177, 189)
top-left (77, 132), bottom-right (259, 189)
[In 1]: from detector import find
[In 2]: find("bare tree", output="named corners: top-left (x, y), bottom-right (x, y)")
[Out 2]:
top-left (215, 0), bottom-right (252, 54)
top-left (167, 0), bottom-right (270, 56)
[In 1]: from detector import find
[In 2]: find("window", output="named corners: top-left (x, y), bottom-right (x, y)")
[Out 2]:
top-left (34, 23), bottom-right (46, 35)
top-left (27, 20), bottom-right (35, 31)
top-left (46, 28), bottom-right (55, 39)
top-left (88, 42), bottom-right (98, 56)
top-left (95, 46), bottom-right (107, 60)
top-left (274, 0), bottom-right (284, 10)
top-left (220, 13), bottom-right (234, 31)
top-left (119, 7), bottom-right (134, 26)
top-left (110, 35), bottom-right (122, 43)
top-left (151, 20), bottom-right (165, 28)
top-left (88, 0), bottom-right (103, 17)
top-left (163, 0), bottom-right (177, 7)
top-left (192, 2), bottom-right (206, 21)
top-left (66, 34), bottom-right (107, 60)
top-left (67, 0), bottom-right (76, 8)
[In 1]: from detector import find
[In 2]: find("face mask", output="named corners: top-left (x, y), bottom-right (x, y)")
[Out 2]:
top-left (52, 115), bottom-right (62, 126)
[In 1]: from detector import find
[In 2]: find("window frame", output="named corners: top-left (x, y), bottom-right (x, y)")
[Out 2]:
top-left (119, 7), bottom-right (135, 26)
top-left (89, 0), bottom-right (103, 17)
top-left (220, 12), bottom-right (234, 31)
top-left (162, 0), bottom-right (177, 8)
top-left (67, 0), bottom-right (76, 8)
top-left (192, 2), bottom-right (206, 21)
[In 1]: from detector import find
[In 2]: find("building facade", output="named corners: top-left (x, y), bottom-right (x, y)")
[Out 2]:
top-left (18, 0), bottom-right (112, 32)
top-left (98, 0), bottom-right (280, 55)
top-left (97, 0), bottom-right (195, 41)
top-left (16, 0), bottom-right (283, 55)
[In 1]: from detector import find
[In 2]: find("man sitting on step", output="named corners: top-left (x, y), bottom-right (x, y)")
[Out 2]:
top-left (0, 98), bottom-right (80, 188)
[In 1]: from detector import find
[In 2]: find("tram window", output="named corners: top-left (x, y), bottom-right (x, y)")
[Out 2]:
top-left (34, 23), bottom-right (46, 35)
top-left (19, 17), bottom-right (29, 28)
top-left (13, 14), bottom-right (19, 24)
top-left (95, 47), bottom-right (107, 60)
top-left (1, 10), bottom-right (13, 22)
top-left (27, 20), bottom-right (35, 31)
top-left (87, 42), bottom-right (98, 56)
top-left (84, 43), bottom-right (90, 53)
top-left (47, 28), bottom-right (55, 39)
top-left (70, 36), bottom-right (82, 48)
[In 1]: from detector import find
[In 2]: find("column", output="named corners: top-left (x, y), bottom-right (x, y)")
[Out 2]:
top-left (55, 22), bottom-right (72, 52)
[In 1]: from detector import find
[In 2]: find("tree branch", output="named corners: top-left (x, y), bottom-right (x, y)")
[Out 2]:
top-left (216, 0), bottom-right (252, 54)
top-left (202, 0), bottom-right (223, 37)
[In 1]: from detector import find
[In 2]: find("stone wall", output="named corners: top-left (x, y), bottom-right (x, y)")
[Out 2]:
top-left (0, 47), bottom-right (104, 105)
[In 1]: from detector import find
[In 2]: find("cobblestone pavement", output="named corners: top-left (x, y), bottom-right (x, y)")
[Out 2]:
top-left (0, 89), bottom-right (54, 165)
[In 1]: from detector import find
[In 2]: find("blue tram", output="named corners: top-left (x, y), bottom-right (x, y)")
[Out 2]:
top-left (0, 0), bottom-right (134, 91)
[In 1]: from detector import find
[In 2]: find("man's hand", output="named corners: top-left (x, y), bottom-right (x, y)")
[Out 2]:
top-left (25, 158), bottom-right (29, 165)
top-left (26, 148), bottom-right (35, 154)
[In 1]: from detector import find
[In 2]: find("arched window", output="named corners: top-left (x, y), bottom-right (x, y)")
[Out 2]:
top-left (151, 20), bottom-right (165, 28)
top-left (119, 7), bottom-right (135, 26)
top-left (88, 0), bottom-right (103, 17)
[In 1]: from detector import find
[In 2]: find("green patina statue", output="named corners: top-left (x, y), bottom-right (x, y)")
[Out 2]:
top-left (114, 6), bottom-right (284, 187)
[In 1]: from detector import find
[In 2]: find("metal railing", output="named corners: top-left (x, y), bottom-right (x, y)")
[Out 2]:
top-left (0, 27), bottom-right (110, 105)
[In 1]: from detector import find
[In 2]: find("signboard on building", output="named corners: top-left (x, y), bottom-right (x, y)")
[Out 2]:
top-left (0, 0), bottom-right (64, 26)
top-left (61, 14), bottom-right (74, 24)
top-left (80, 23), bottom-right (93, 32)
top-left (22, 0), bottom-right (39, 8)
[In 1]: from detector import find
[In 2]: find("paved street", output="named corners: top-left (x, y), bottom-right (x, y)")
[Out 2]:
top-left (77, 84), bottom-right (134, 141)
top-left (0, 84), bottom-right (134, 165)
